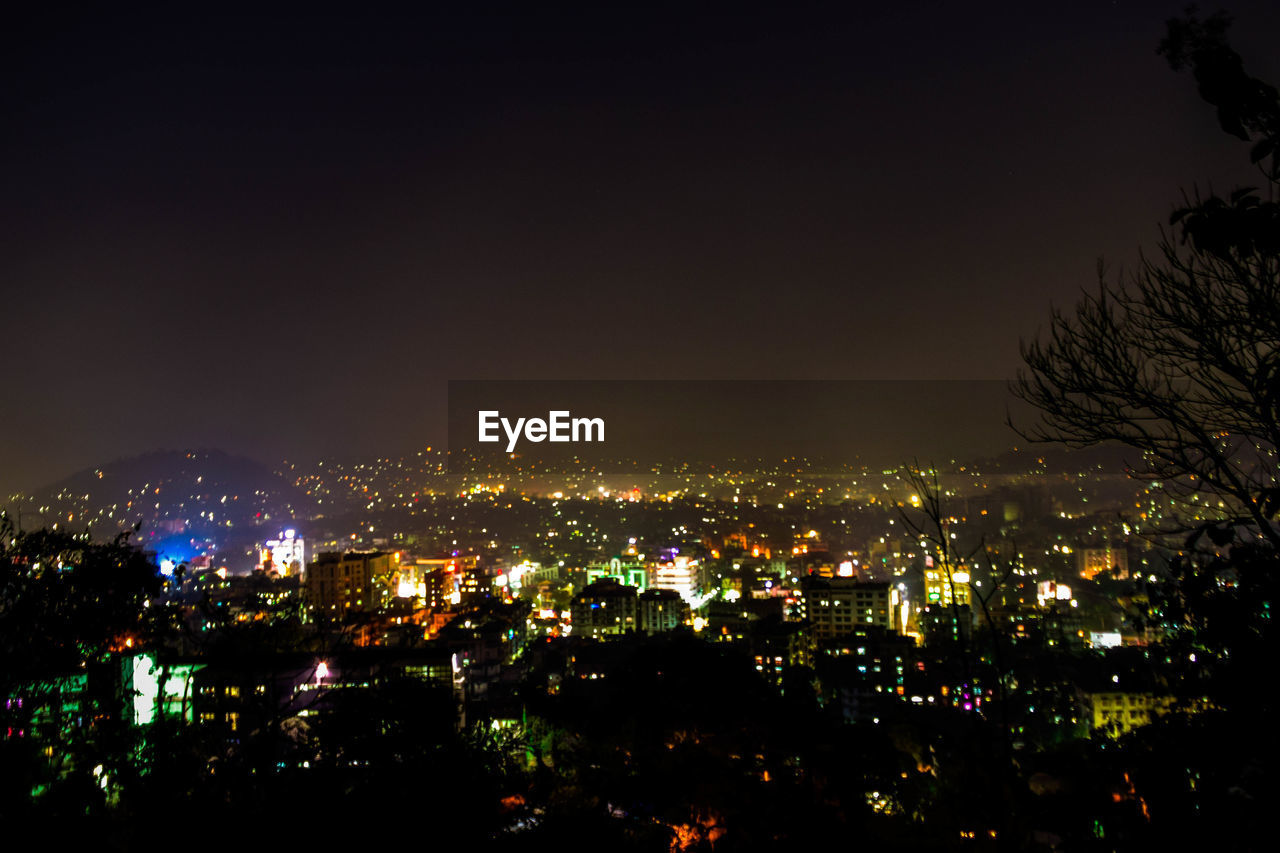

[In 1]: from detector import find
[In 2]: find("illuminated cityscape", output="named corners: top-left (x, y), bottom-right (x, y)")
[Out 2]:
top-left (4, 3), bottom-right (1278, 849)
top-left (2, 440), bottom-right (1259, 846)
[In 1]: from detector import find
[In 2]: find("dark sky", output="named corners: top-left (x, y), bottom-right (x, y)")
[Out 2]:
top-left (4, 1), bottom-right (1279, 494)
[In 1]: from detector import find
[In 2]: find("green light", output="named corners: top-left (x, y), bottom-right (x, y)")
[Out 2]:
top-left (127, 653), bottom-right (202, 725)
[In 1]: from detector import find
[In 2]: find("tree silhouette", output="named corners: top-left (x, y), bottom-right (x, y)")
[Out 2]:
top-left (0, 515), bottom-right (163, 824)
top-left (1011, 9), bottom-right (1280, 551)
top-left (1010, 13), bottom-right (1280, 844)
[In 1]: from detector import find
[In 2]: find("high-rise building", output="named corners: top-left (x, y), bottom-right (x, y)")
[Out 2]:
top-left (638, 588), bottom-right (687, 633)
top-left (1079, 545), bottom-right (1129, 580)
top-left (306, 551), bottom-right (394, 615)
top-left (570, 578), bottom-right (638, 639)
top-left (801, 576), bottom-right (895, 641)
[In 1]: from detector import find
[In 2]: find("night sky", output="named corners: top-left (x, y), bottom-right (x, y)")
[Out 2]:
top-left (4, 1), bottom-right (1279, 495)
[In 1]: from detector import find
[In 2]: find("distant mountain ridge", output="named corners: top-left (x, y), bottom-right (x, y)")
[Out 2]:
top-left (6, 449), bottom-right (309, 557)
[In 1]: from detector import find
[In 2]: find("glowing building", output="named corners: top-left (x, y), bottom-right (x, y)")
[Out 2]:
top-left (585, 556), bottom-right (648, 590)
top-left (923, 555), bottom-right (971, 608)
top-left (1036, 580), bottom-right (1074, 607)
top-left (652, 555), bottom-right (701, 604)
top-left (261, 529), bottom-right (305, 576)
top-left (1078, 545), bottom-right (1129, 580)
